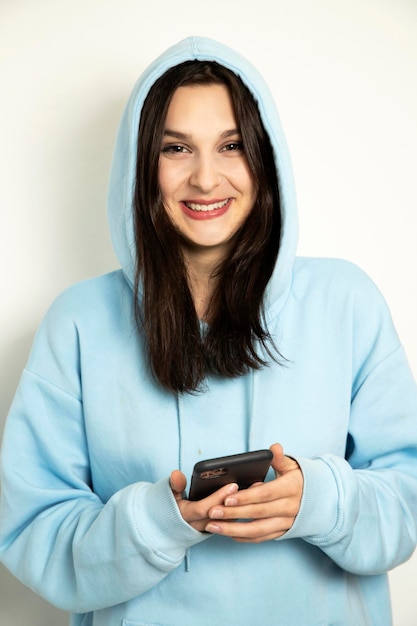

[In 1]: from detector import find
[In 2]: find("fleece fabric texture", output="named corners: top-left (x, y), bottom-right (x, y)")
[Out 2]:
top-left (1, 36), bottom-right (417, 626)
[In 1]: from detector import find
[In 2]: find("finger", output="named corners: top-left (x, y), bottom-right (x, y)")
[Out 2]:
top-left (209, 496), bottom-right (299, 522)
top-left (205, 516), bottom-right (292, 542)
top-left (223, 481), bottom-right (271, 506)
top-left (179, 482), bottom-right (239, 526)
top-left (188, 482), bottom-right (239, 513)
top-left (170, 470), bottom-right (187, 501)
top-left (222, 477), bottom-right (294, 507)
top-left (270, 443), bottom-right (300, 475)
top-left (210, 472), bottom-right (303, 522)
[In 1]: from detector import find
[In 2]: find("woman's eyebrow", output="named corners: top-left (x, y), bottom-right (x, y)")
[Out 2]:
top-left (163, 129), bottom-right (189, 140)
top-left (163, 128), bottom-right (241, 140)
top-left (220, 128), bottom-right (241, 138)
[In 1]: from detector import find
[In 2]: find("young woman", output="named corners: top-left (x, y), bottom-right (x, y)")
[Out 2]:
top-left (1, 36), bottom-right (416, 626)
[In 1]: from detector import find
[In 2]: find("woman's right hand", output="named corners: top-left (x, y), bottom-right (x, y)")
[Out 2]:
top-left (170, 469), bottom-right (239, 532)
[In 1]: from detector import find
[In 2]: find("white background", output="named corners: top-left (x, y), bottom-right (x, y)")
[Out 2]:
top-left (1, 0), bottom-right (416, 624)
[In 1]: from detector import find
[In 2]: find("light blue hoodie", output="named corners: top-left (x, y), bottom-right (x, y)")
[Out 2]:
top-left (1, 36), bottom-right (417, 626)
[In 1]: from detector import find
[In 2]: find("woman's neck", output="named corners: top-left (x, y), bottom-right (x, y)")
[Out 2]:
top-left (183, 247), bottom-right (223, 321)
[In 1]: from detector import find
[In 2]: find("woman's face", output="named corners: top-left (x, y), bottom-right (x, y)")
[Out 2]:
top-left (158, 83), bottom-right (257, 264)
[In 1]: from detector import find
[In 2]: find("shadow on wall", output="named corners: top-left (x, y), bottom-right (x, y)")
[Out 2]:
top-left (0, 93), bottom-right (123, 427)
top-left (34, 95), bottom-right (121, 293)
top-left (0, 331), bottom-right (35, 433)
top-left (0, 96), bottom-right (123, 623)
top-left (48, 97), bottom-right (122, 282)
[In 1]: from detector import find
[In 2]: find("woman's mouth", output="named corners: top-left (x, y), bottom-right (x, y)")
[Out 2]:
top-left (180, 198), bottom-right (232, 220)
top-left (184, 199), bottom-right (230, 212)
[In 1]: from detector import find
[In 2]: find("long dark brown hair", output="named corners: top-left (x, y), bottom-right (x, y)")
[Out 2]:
top-left (134, 60), bottom-right (281, 393)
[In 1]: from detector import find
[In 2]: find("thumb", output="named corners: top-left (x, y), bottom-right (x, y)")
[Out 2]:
top-left (270, 443), bottom-right (300, 476)
top-left (170, 470), bottom-right (187, 502)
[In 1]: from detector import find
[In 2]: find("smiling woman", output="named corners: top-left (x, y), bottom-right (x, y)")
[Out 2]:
top-left (0, 36), bottom-right (417, 626)
top-left (134, 60), bottom-right (281, 392)
top-left (159, 84), bottom-right (257, 262)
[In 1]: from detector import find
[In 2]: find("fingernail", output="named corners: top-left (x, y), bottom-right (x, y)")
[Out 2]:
top-left (226, 483), bottom-right (238, 494)
top-left (209, 508), bottom-right (223, 518)
top-left (206, 523), bottom-right (221, 534)
top-left (224, 496), bottom-right (237, 506)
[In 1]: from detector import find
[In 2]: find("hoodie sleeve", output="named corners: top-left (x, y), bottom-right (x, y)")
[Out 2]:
top-left (282, 269), bottom-right (417, 575)
top-left (0, 297), bottom-right (208, 614)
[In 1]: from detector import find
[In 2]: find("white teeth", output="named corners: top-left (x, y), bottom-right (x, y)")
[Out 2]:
top-left (185, 199), bottom-right (229, 212)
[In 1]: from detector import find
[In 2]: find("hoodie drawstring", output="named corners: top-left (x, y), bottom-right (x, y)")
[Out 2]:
top-left (176, 393), bottom-right (191, 572)
top-left (247, 368), bottom-right (256, 452)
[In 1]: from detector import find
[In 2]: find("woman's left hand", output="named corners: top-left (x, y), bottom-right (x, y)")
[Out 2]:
top-left (205, 443), bottom-right (303, 542)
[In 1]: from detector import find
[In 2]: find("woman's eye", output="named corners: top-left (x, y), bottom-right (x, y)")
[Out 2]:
top-left (222, 142), bottom-right (244, 153)
top-left (161, 144), bottom-right (188, 154)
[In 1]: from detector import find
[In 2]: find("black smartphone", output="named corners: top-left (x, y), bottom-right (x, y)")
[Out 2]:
top-left (188, 449), bottom-right (273, 501)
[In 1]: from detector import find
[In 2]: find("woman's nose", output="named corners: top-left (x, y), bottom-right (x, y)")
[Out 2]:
top-left (189, 155), bottom-right (222, 193)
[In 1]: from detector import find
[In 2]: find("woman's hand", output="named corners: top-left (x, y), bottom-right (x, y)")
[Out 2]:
top-left (170, 443), bottom-right (303, 541)
top-left (170, 469), bottom-right (239, 533)
top-left (204, 443), bottom-right (303, 542)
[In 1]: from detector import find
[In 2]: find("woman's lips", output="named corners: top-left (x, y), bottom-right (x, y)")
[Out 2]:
top-left (181, 198), bottom-right (232, 220)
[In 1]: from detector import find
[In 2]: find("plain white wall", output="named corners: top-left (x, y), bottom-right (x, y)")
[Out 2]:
top-left (1, 0), bottom-right (416, 623)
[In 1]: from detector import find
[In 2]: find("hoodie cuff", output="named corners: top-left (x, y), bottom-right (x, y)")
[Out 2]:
top-left (278, 456), bottom-right (340, 541)
top-left (132, 478), bottom-right (209, 564)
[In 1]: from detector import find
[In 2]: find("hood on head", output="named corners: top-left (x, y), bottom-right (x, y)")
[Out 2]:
top-left (107, 36), bottom-right (298, 318)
